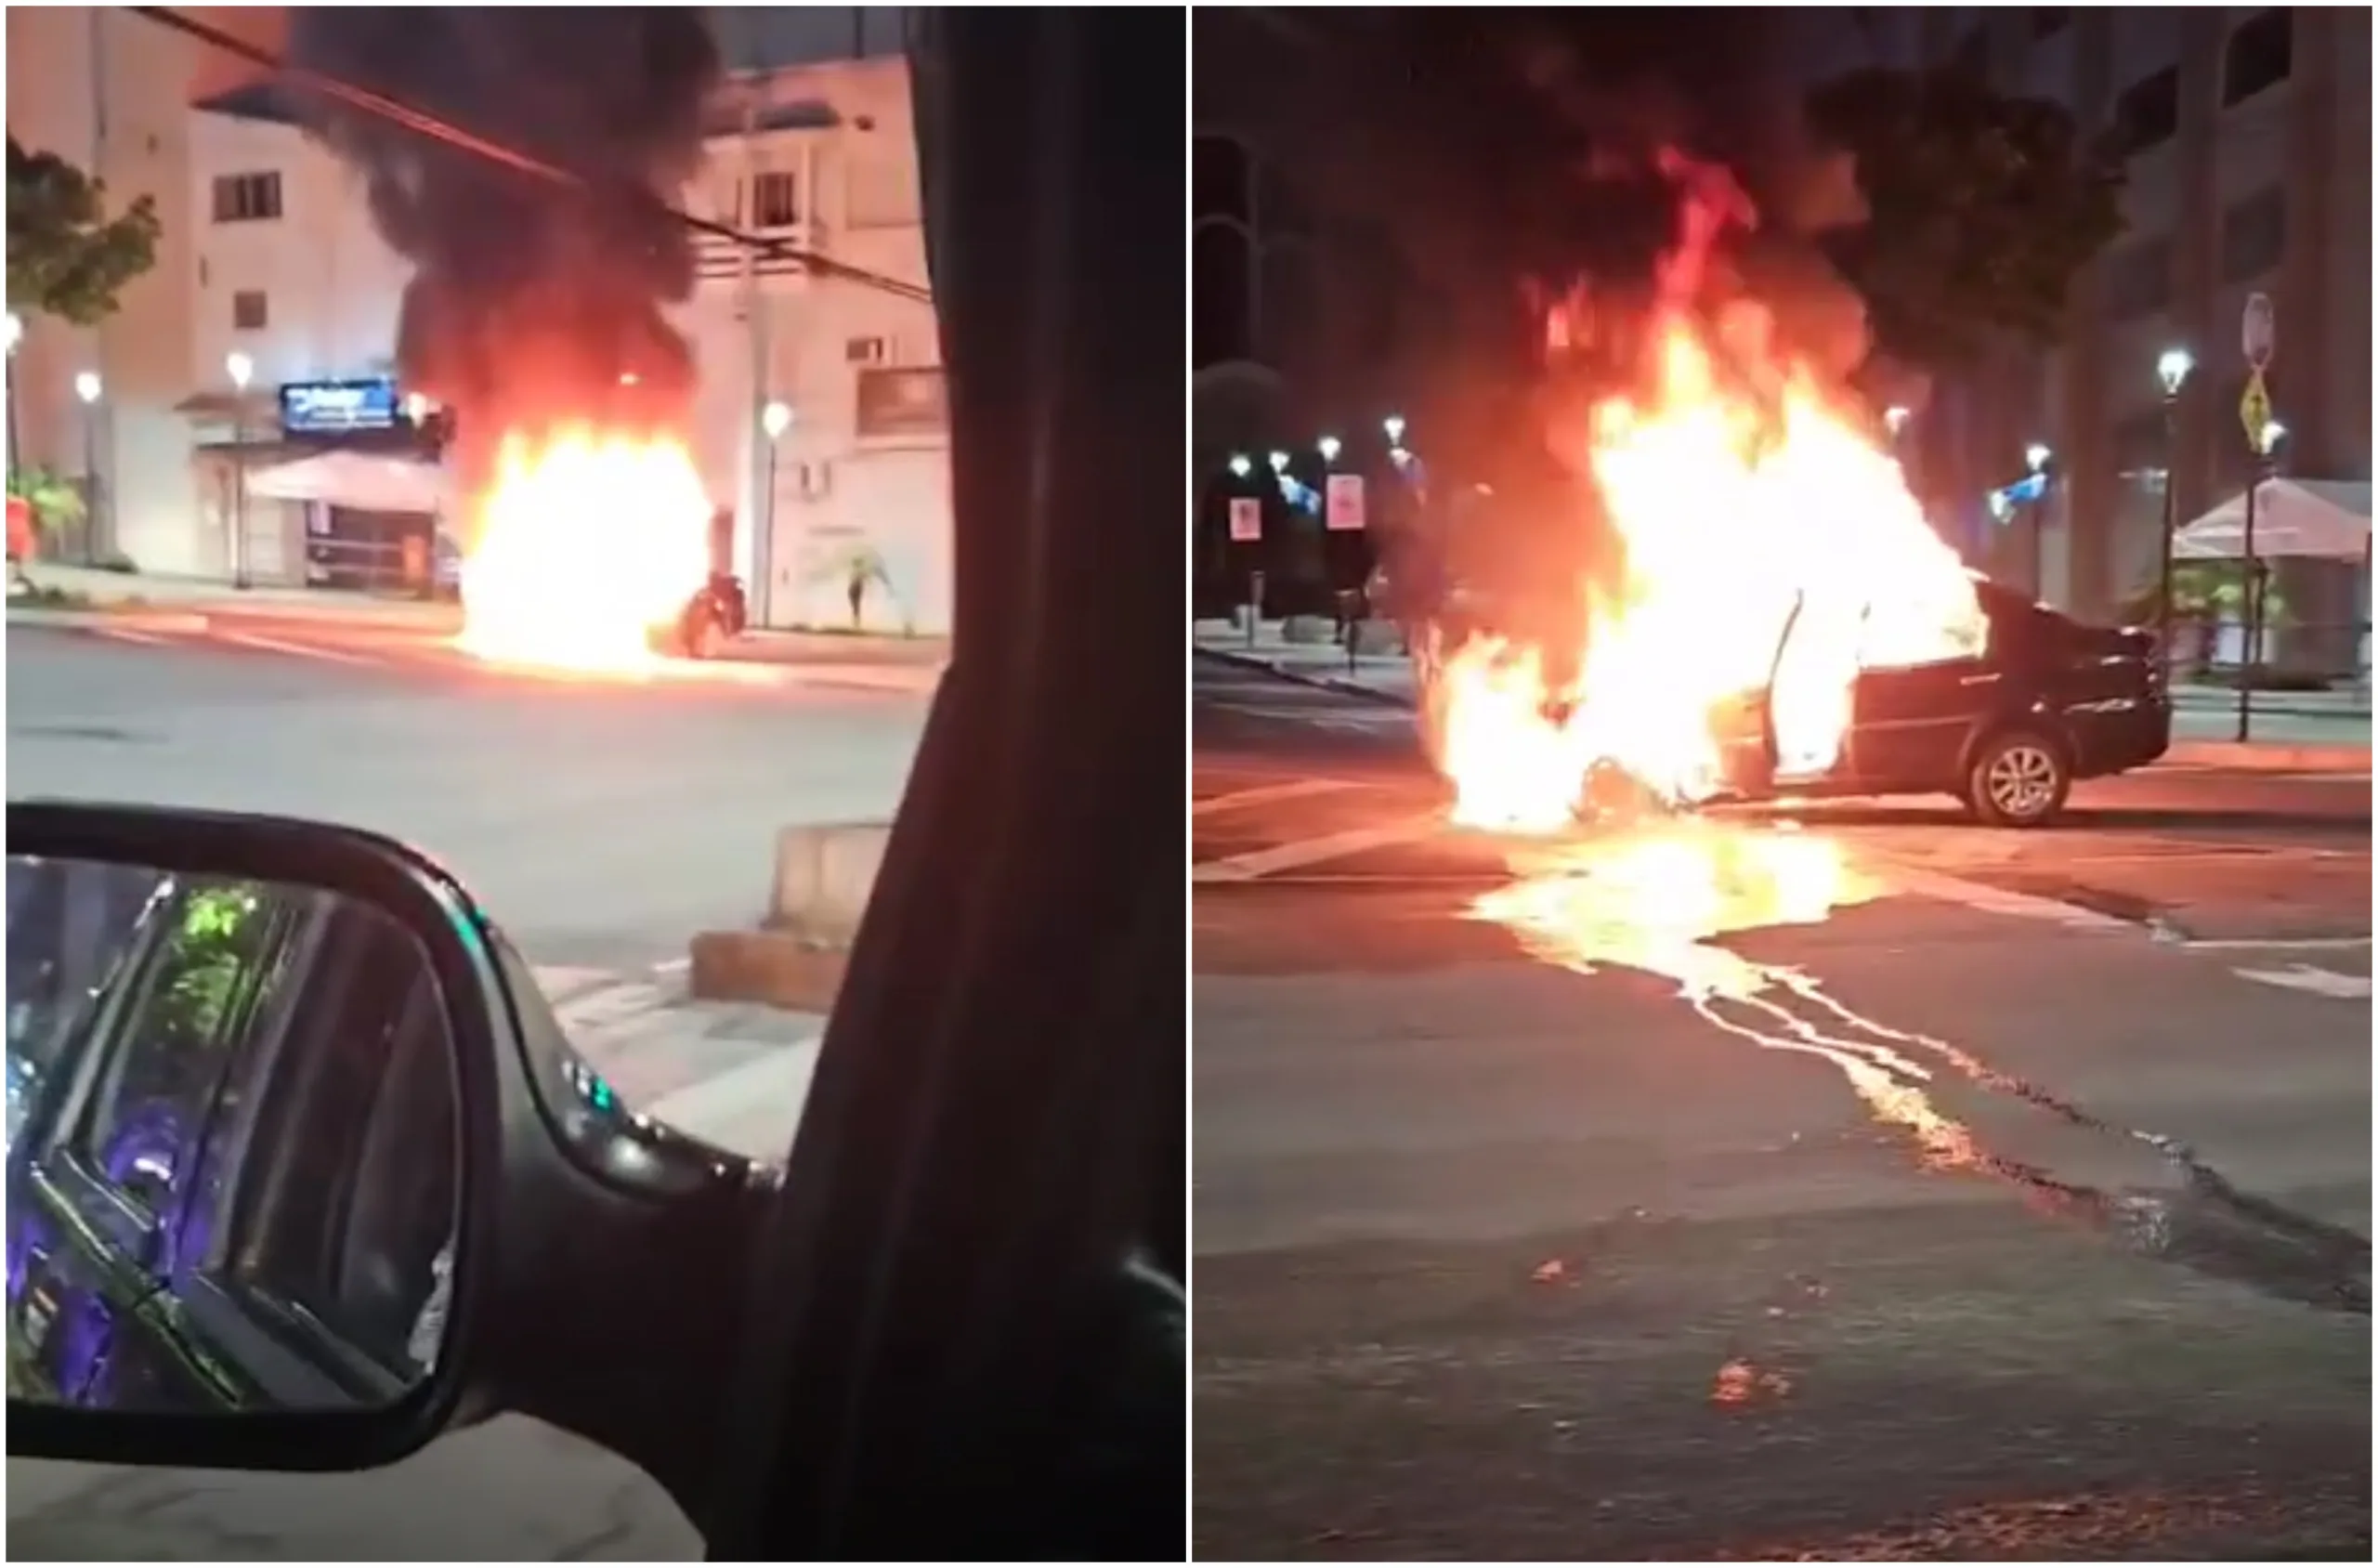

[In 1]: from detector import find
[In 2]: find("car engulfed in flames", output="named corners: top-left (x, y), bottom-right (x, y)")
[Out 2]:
top-left (451, 425), bottom-right (718, 675)
top-left (1423, 164), bottom-right (1994, 836)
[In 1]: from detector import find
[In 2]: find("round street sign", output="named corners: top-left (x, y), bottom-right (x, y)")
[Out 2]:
top-left (2242, 292), bottom-right (2276, 370)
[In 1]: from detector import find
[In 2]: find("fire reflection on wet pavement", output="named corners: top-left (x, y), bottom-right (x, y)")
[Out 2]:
top-left (1467, 816), bottom-right (2371, 1314)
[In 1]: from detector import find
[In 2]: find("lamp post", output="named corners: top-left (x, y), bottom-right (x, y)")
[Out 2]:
top-left (2152, 347), bottom-right (2194, 665)
top-left (759, 399), bottom-right (791, 626)
top-left (1883, 404), bottom-right (1911, 441)
top-left (1382, 413), bottom-right (1405, 446)
top-left (73, 371), bottom-right (101, 564)
top-left (4, 313), bottom-right (21, 482)
top-left (226, 351), bottom-right (255, 588)
top-left (1316, 434), bottom-right (1341, 464)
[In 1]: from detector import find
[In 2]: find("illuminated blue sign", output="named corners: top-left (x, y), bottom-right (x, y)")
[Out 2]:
top-left (279, 378), bottom-right (400, 435)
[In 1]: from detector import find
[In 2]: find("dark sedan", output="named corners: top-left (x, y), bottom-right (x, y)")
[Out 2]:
top-left (1706, 580), bottom-right (2171, 826)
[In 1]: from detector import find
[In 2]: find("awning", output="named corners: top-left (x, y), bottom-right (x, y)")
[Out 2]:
top-left (2173, 478), bottom-right (2372, 562)
top-left (244, 451), bottom-right (451, 516)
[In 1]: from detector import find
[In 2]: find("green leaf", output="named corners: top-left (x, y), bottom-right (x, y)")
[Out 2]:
top-left (7, 137), bottom-right (163, 326)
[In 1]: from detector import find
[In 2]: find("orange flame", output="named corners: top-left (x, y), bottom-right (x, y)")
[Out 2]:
top-left (456, 426), bottom-right (713, 673)
top-left (1431, 180), bottom-right (1984, 833)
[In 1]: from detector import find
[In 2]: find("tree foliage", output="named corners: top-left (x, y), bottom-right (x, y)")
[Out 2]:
top-left (7, 137), bottom-right (162, 326)
top-left (1804, 66), bottom-right (2127, 372)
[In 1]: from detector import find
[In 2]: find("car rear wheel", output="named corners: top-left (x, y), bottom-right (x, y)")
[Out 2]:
top-left (1966, 729), bottom-right (2070, 828)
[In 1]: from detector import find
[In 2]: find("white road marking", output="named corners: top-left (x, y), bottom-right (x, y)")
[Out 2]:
top-left (221, 630), bottom-right (383, 666)
top-left (93, 626), bottom-right (170, 647)
top-left (651, 955), bottom-right (691, 976)
top-left (1875, 865), bottom-right (2133, 933)
top-left (1193, 777), bottom-right (1357, 817)
top-left (2230, 963), bottom-right (2372, 1000)
top-left (2175, 935), bottom-right (2371, 953)
top-left (1195, 813), bottom-right (1443, 883)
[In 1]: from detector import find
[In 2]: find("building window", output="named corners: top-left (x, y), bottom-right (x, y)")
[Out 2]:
top-left (2220, 187), bottom-right (2287, 281)
top-left (751, 170), bottom-right (799, 229)
top-left (2029, 8), bottom-right (2072, 41)
top-left (2113, 67), bottom-right (2180, 154)
top-left (231, 290), bottom-right (268, 332)
top-left (2104, 236), bottom-right (2173, 320)
top-left (855, 367), bottom-right (947, 439)
top-left (2222, 10), bottom-right (2293, 107)
top-left (210, 171), bottom-right (282, 224)
top-left (844, 334), bottom-right (888, 366)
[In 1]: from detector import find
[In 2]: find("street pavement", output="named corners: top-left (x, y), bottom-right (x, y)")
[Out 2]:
top-left (1193, 655), bottom-right (2371, 1561)
top-left (6, 613), bottom-right (925, 1558)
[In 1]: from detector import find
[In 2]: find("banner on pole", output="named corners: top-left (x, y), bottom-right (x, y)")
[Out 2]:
top-left (1325, 474), bottom-right (1366, 532)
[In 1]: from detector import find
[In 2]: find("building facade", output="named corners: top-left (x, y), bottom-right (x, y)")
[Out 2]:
top-left (7, 7), bottom-right (950, 634)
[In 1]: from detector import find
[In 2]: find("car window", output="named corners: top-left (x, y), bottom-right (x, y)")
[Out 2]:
top-left (68, 879), bottom-right (293, 1221)
top-left (225, 900), bottom-right (461, 1379)
top-left (7, 858), bottom-right (167, 1091)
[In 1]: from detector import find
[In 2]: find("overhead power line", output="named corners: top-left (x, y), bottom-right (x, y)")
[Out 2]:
top-left (128, 6), bottom-right (935, 307)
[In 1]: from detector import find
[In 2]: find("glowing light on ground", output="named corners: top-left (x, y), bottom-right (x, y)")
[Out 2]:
top-left (456, 426), bottom-right (712, 673)
top-left (1472, 821), bottom-right (1989, 1171)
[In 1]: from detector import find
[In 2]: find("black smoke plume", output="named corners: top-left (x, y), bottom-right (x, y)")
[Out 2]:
top-left (287, 9), bottom-right (722, 512)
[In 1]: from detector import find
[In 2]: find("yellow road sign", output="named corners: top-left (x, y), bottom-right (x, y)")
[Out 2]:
top-left (2239, 371), bottom-right (2273, 450)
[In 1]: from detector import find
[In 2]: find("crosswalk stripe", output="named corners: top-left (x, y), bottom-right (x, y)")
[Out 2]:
top-left (2230, 964), bottom-right (2372, 1000)
top-left (221, 630), bottom-right (385, 666)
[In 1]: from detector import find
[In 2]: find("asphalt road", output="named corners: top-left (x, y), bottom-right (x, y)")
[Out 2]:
top-left (1193, 655), bottom-right (2371, 1561)
top-left (7, 614), bottom-right (930, 970)
top-left (6, 613), bottom-right (931, 1560)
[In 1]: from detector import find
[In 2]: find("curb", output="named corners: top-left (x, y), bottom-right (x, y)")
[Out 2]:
top-left (687, 929), bottom-right (849, 1013)
top-left (686, 820), bottom-right (895, 1013)
top-left (2163, 740), bottom-right (2371, 772)
top-left (1194, 644), bottom-right (1415, 707)
top-left (8, 605), bottom-right (212, 634)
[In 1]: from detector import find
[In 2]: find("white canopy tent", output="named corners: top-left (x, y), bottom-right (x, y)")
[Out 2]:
top-left (2172, 477), bottom-right (2371, 561)
top-left (243, 451), bottom-right (451, 516)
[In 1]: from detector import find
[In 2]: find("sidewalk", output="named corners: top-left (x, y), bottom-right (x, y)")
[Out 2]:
top-left (1194, 621), bottom-right (2369, 772)
top-left (11, 566), bottom-right (947, 689)
top-left (14, 563), bottom-right (459, 631)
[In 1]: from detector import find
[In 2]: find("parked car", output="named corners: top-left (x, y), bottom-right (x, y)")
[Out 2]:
top-left (1706, 580), bottom-right (2171, 827)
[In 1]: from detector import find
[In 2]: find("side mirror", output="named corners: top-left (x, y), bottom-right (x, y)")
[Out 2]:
top-left (7, 803), bottom-right (777, 1531)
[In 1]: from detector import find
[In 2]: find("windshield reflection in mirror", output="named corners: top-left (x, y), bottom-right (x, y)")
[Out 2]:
top-left (7, 855), bottom-right (463, 1413)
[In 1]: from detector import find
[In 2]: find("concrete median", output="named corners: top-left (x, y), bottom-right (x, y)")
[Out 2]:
top-left (686, 820), bottom-right (893, 1013)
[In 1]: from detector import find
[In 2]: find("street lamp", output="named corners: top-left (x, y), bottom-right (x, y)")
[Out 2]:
top-left (226, 352), bottom-right (255, 589)
top-left (2021, 442), bottom-right (2053, 599)
top-left (1382, 414), bottom-right (1405, 445)
top-left (74, 372), bottom-right (101, 564)
top-left (1316, 435), bottom-right (1341, 464)
top-left (2153, 347), bottom-right (2195, 658)
top-left (1227, 452), bottom-right (1252, 478)
top-left (758, 399), bottom-right (793, 623)
top-left (1883, 404), bottom-right (1910, 439)
top-left (1266, 450), bottom-right (1289, 473)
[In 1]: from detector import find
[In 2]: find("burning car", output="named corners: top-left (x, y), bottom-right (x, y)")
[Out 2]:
top-left (1699, 579), bottom-right (2170, 827)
